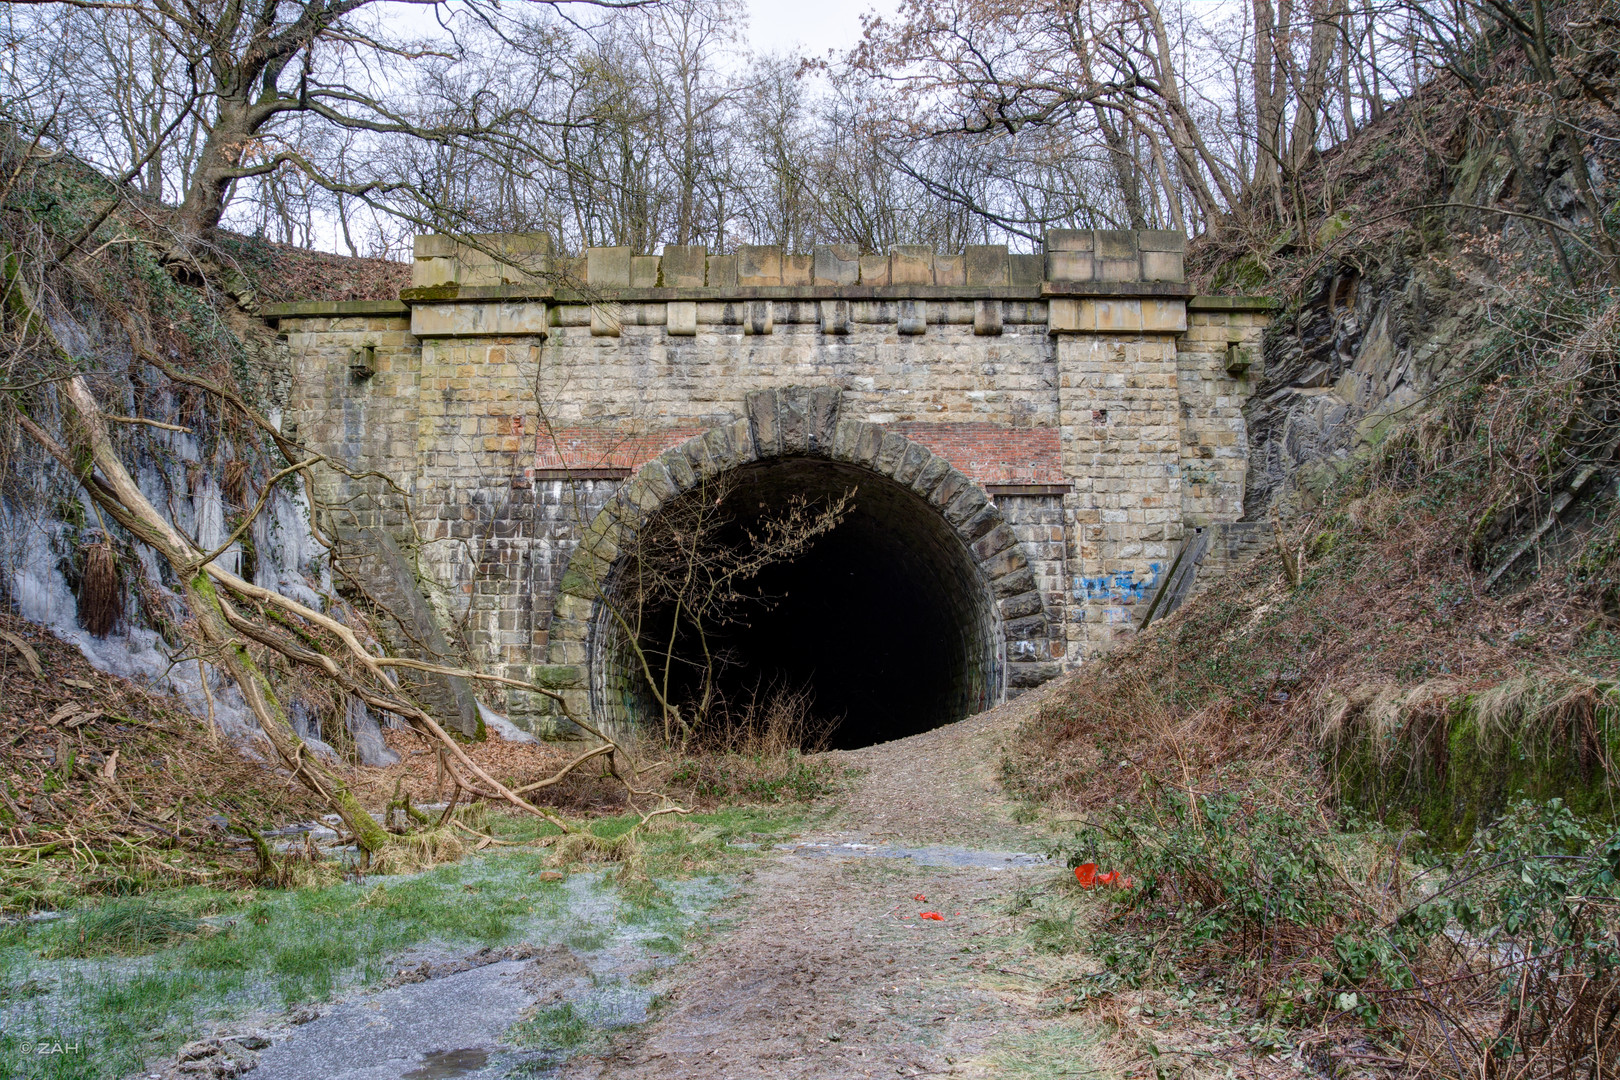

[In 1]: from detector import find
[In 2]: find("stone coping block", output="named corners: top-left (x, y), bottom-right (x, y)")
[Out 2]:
top-left (406, 229), bottom-right (1194, 294)
top-left (412, 232), bottom-right (553, 288)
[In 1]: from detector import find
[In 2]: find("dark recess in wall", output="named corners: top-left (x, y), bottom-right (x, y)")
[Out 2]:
top-left (636, 459), bottom-right (995, 750)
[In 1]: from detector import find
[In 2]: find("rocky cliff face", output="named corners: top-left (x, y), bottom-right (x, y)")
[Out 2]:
top-left (1234, 105), bottom-right (1601, 521)
top-left (1242, 257), bottom-right (1476, 519)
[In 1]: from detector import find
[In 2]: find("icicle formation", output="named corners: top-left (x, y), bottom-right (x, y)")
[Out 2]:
top-left (78, 541), bottom-right (121, 637)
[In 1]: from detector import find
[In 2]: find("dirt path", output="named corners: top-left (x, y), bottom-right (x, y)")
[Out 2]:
top-left (564, 686), bottom-right (1085, 1080)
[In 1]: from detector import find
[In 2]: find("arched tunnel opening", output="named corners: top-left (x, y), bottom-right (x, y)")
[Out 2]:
top-left (593, 458), bottom-right (1001, 751)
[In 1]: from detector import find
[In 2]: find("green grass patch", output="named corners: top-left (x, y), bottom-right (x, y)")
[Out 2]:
top-left (510, 1001), bottom-right (592, 1051)
top-left (44, 899), bottom-right (204, 959)
top-left (0, 804), bottom-right (802, 1080)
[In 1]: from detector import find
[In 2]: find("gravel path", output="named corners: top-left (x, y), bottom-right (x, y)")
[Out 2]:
top-left (563, 685), bottom-right (1078, 1079)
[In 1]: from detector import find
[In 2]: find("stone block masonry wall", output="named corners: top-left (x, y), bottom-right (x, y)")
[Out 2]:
top-left (1056, 334), bottom-right (1184, 661)
top-left (268, 230), bottom-right (1274, 732)
top-left (1179, 300), bottom-right (1271, 525)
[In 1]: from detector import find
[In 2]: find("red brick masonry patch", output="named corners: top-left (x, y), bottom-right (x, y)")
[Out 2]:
top-left (889, 423), bottom-right (1063, 485)
top-left (528, 423), bottom-right (1062, 486)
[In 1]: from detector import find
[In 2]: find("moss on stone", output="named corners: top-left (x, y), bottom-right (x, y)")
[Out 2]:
top-left (1331, 682), bottom-right (1620, 848)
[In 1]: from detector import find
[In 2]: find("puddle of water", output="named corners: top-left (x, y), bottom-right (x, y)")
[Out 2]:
top-left (403, 1047), bottom-right (489, 1078)
top-left (778, 841), bottom-right (1049, 869)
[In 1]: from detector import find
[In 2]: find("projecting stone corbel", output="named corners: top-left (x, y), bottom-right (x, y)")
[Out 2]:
top-left (818, 299), bottom-right (852, 335)
top-left (590, 303), bottom-right (622, 337)
top-left (898, 299), bottom-right (927, 336)
top-left (743, 301), bottom-right (773, 335)
top-left (973, 299), bottom-right (1003, 336)
top-left (667, 301), bottom-right (698, 336)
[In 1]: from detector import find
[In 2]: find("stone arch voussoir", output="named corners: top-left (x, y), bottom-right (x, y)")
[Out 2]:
top-left (542, 386), bottom-right (1057, 733)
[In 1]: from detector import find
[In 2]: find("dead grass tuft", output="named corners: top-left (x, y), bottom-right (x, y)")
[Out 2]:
top-left (77, 541), bottom-right (120, 637)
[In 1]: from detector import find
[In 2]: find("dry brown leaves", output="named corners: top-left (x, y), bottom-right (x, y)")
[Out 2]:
top-left (0, 613), bottom-right (323, 885)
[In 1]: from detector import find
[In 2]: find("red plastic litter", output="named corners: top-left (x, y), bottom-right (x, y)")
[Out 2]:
top-left (913, 894), bottom-right (926, 902)
top-left (1074, 863), bottom-right (1098, 888)
top-left (1097, 871), bottom-right (1119, 887)
top-left (919, 911), bottom-right (945, 921)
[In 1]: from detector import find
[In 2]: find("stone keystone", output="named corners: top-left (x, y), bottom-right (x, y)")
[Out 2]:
top-left (745, 388), bottom-right (783, 457)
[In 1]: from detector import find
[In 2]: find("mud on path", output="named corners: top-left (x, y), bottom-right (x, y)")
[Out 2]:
top-left (564, 686), bottom-right (1086, 1080)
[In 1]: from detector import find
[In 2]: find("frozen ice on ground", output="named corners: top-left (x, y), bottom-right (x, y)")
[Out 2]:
top-left (778, 840), bottom-right (1050, 869)
top-left (0, 428), bottom-right (329, 747)
top-left (478, 703), bottom-right (538, 745)
top-left (348, 696), bottom-right (402, 766)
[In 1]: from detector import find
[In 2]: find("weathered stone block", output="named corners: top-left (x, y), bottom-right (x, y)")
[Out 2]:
top-left (830, 418), bottom-right (864, 462)
top-left (874, 432), bottom-right (908, 475)
top-left (944, 485), bottom-right (989, 528)
top-left (1141, 250), bottom-right (1184, 282)
top-left (891, 245), bottom-right (934, 285)
top-left (589, 303), bottom-right (622, 337)
top-left (783, 254), bottom-right (812, 286)
top-left (1138, 230), bottom-right (1187, 252)
top-left (1096, 257), bottom-right (1142, 283)
top-left (662, 245), bottom-right (707, 286)
top-left (805, 386), bottom-right (842, 453)
top-left (535, 664), bottom-right (584, 689)
top-left (1008, 661), bottom-right (1060, 687)
top-left (745, 388), bottom-right (783, 456)
top-left (586, 246), bottom-right (631, 287)
top-left (895, 442), bottom-right (930, 485)
top-left (708, 254), bottom-right (738, 288)
top-left (1000, 590), bottom-right (1044, 620)
top-left (630, 255), bottom-right (660, 287)
top-left (993, 566), bottom-right (1038, 598)
top-left (779, 391), bottom-right (813, 455)
top-left (814, 244), bottom-right (860, 285)
top-left (411, 302), bottom-right (548, 338)
top-left (1142, 299), bottom-right (1188, 333)
top-left (973, 523), bottom-right (1018, 560)
top-left (1047, 250), bottom-right (1094, 281)
top-left (743, 301), bottom-right (773, 335)
top-left (737, 245), bottom-right (782, 285)
top-left (859, 255), bottom-right (891, 286)
top-left (912, 453), bottom-right (953, 498)
top-left (961, 503), bottom-right (1001, 541)
top-left (1046, 229), bottom-right (1094, 251)
top-left (929, 469), bottom-right (969, 510)
top-left (661, 448), bottom-right (697, 491)
top-left (1009, 254), bottom-right (1044, 286)
top-left (935, 255), bottom-right (965, 286)
top-left (1094, 230), bottom-right (1139, 259)
top-left (853, 423), bottom-right (886, 468)
top-left (965, 245), bottom-right (1009, 286)
top-left (973, 299), bottom-right (1004, 336)
top-left (982, 545), bottom-right (1025, 578)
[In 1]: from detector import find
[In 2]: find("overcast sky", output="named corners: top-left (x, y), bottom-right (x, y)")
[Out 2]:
top-left (742, 0), bottom-right (896, 59)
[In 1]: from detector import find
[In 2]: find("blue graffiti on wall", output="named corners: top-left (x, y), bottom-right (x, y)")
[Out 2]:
top-left (1071, 563), bottom-right (1163, 607)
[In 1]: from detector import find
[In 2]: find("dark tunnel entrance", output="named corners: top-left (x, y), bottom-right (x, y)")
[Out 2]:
top-left (601, 458), bottom-right (1001, 750)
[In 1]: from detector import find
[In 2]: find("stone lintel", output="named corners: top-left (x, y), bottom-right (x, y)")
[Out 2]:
top-left (410, 300), bottom-right (548, 338)
top-left (1187, 294), bottom-right (1282, 312)
top-left (262, 299), bottom-right (409, 323)
top-left (1047, 297), bottom-right (1189, 335)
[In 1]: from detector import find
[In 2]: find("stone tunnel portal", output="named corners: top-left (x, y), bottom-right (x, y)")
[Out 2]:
top-left (600, 458), bottom-right (1001, 751)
